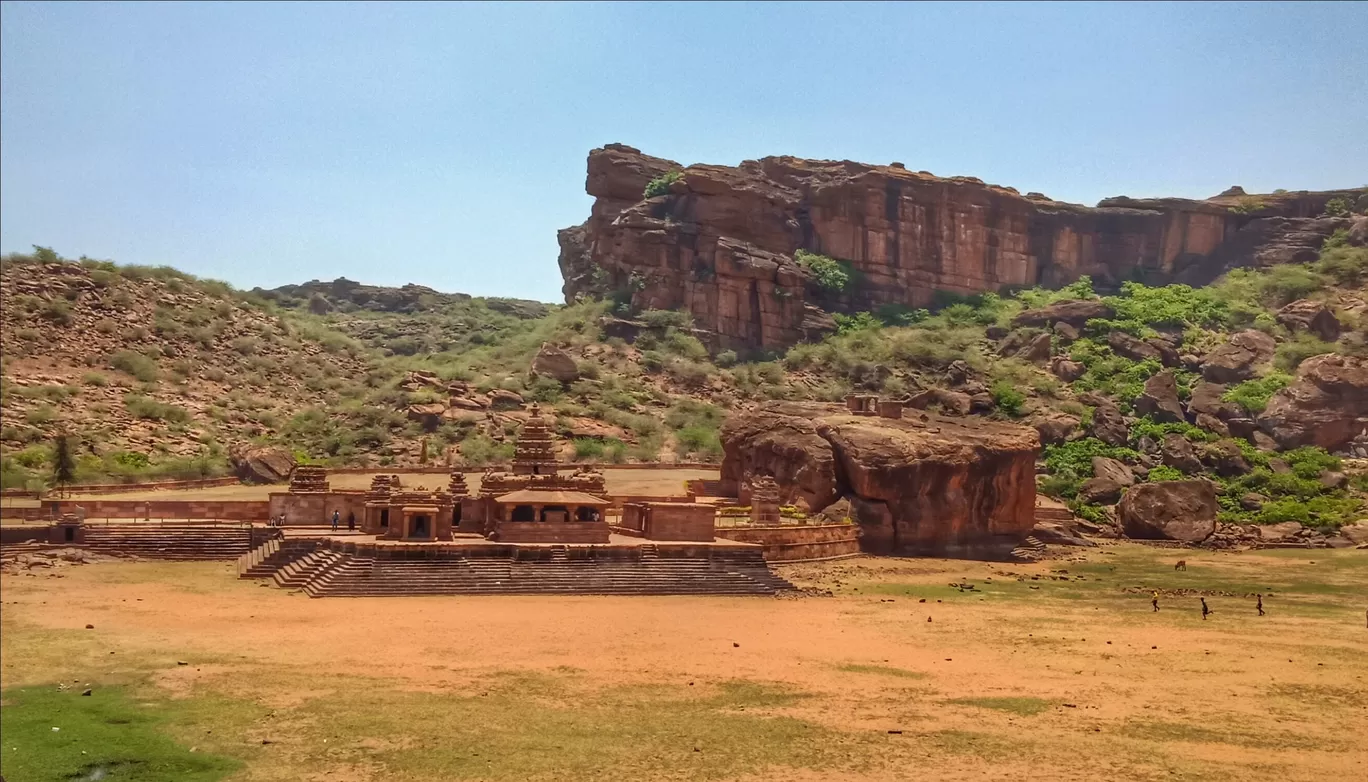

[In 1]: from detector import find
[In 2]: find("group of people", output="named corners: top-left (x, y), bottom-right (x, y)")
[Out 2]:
top-left (1150, 591), bottom-right (1265, 618)
top-left (264, 510), bottom-right (356, 530)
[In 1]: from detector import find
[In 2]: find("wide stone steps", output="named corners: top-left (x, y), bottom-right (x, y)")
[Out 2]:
top-left (80, 525), bottom-right (252, 560)
top-left (254, 550), bottom-right (792, 597)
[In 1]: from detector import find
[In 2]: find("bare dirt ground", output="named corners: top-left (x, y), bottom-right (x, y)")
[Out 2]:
top-left (2, 543), bottom-right (1365, 782)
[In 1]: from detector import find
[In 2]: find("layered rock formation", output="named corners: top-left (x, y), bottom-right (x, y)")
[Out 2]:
top-left (559, 143), bottom-right (1363, 351)
top-left (720, 403), bottom-right (1039, 558)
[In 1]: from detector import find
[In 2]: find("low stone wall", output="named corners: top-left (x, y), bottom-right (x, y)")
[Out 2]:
top-left (59, 476), bottom-right (242, 496)
top-left (0, 526), bottom-right (48, 545)
top-left (268, 491), bottom-right (369, 527)
top-left (33, 499), bottom-right (268, 521)
top-left (323, 463), bottom-right (717, 475)
top-left (494, 521), bottom-right (611, 544)
top-left (716, 523), bottom-right (861, 562)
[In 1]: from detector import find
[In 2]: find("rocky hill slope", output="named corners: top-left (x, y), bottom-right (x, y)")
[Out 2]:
top-left (558, 143), bottom-right (1366, 352)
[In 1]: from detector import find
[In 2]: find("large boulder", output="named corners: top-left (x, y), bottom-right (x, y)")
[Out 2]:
top-left (1134, 371), bottom-right (1185, 423)
top-left (1201, 439), bottom-right (1252, 477)
top-left (1258, 354), bottom-right (1368, 451)
top-left (1051, 357), bottom-right (1086, 382)
top-left (1091, 456), bottom-right (1135, 486)
top-left (1200, 330), bottom-right (1276, 383)
top-left (1078, 477), bottom-right (1125, 505)
top-left (1160, 433), bottom-right (1204, 474)
top-left (1118, 480), bottom-right (1218, 542)
top-left (1276, 299), bottom-right (1340, 342)
top-left (1188, 381), bottom-right (1238, 419)
top-left (1032, 413), bottom-right (1079, 446)
top-left (1089, 404), bottom-right (1130, 446)
top-left (1012, 299), bottom-right (1113, 329)
top-left (530, 343), bottom-right (581, 384)
top-left (229, 446), bottom-right (295, 484)
top-left (722, 402), bottom-right (1039, 558)
top-left (1107, 331), bottom-right (1161, 362)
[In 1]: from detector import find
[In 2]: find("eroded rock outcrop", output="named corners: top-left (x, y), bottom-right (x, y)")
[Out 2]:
top-left (721, 402), bottom-right (1039, 558)
top-left (1258, 354), bottom-right (1368, 451)
top-left (560, 143), bottom-right (1365, 350)
top-left (230, 446), bottom-right (296, 484)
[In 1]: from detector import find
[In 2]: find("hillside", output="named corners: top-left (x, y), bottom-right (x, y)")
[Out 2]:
top-left (3, 166), bottom-right (1367, 534)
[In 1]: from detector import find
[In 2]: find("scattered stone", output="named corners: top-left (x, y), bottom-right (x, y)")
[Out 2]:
top-left (1011, 300), bottom-right (1114, 330)
top-left (1108, 331), bottom-right (1161, 362)
top-left (1201, 439), bottom-right (1252, 477)
top-left (1089, 404), bottom-right (1129, 447)
top-left (1160, 434), bottom-right (1203, 474)
top-left (1200, 330), bottom-right (1276, 383)
top-left (1276, 299), bottom-right (1340, 342)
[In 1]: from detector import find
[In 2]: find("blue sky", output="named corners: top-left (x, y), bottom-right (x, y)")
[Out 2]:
top-left (2, 1), bottom-right (1365, 302)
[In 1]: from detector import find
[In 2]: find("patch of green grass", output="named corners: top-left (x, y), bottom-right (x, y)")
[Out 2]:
top-left (0, 685), bottom-right (241, 782)
top-left (947, 696), bottom-right (1054, 716)
top-left (836, 663), bottom-right (928, 680)
top-left (1120, 718), bottom-right (1337, 752)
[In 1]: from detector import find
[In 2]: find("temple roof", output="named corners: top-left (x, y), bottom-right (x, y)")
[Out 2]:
top-left (494, 490), bottom-right (609, 506)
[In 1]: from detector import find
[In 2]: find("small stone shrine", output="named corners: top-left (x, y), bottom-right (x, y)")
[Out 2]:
top-left (289, 465), bottom-right (331, 493)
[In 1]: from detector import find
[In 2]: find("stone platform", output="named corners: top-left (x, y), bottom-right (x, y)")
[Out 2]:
top-left (239, 531), bottom-right (793, 597)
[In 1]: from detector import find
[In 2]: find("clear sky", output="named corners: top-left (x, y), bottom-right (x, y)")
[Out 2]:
top-left (2, 1), bottom-right (1365, 302)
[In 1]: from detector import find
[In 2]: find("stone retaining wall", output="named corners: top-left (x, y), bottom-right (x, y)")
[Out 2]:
top-left (716, 523), bottom-right (861, 562)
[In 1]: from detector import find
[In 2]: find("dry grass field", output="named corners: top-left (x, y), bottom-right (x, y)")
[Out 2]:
top-left (2, 543), bottom-right (1365, 782)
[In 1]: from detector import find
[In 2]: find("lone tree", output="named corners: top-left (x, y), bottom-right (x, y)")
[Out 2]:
top-left (51, 433), bottom-right (76, 497)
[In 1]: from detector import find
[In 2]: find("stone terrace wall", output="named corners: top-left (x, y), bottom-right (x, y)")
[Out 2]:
top-left (268, 492), bottom-right (368, 526)
top-left (32, 499), bottom-right (269, 521)
top-left (716, 523), bottom-right (860, 562)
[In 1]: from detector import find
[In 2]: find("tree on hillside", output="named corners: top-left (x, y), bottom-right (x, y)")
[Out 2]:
top-left (51, 433), bottom-right (76, 497)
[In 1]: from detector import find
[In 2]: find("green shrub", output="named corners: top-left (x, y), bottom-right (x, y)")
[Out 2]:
top-left (638, 309), bottom-right (693, 330)
top-left (1282, 446), bottom-right (1340, 480)
top-left (990, 380), bottom-right (1025, 417)
top-left (833, 312), bottom-right (882, 335)
top-left (643, 170), bottom-right (684, 198)
top-left (1042, 438), bottom-right (1140, 482)
top-left (1322, 197), bottom-right (1350, 217)
top-left (109, 350), bottom-right (159, 382)
top-left (1038, 473), bottom-right (1082, 500)
top-left (122, 394), bottom-right (189, 423)
top-left (41, 299), bottom-right (73, 325)
top-left (795, 250), bottom-right (854, 293)
top-left (1129, 417), bottom-right (1216, 445)
top-left (714, 349), bottom-right (738, 368)
top-left (1274, 334), bottom-right (1336, 372)
top-left (675, 425), bottom-right (723, 461)
top-left (1318, 242), bottom-right (1368, 286)
top-left (1145, 465), bottom-right (1185, 482)
top-left (81, 372), bottom-right (109, 387)
top-left (1222, 373), bottom-right (1293, 414)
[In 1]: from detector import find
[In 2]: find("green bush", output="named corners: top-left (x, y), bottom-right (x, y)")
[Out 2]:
top-left (643, 170), bottom-right (683, 198)
top-left (41, 299), bottom-right (74, 325)
top-left (1317, 241), bottom-right (1368, 286)
top-left (109, 350), bottom-right (159, 382)
top-left (123, 394), bottom-right (189, 423)
top-left (990, 380), bottom-right (1025, 417)
top-left (1042, 438), bottom-right (1140, 483)
top-left (794, 250), bottom-right (854, 293)
top-left (1274, 334), bottom-right (1336, 372)
top-left (714, 349), bottom-right (738, 368)
top-left (1129, 417), bottom-right (1216, 446)
top-left (1145, 465), bottom-right (1185, 482)
top-left (1222, 373), bottom-right (1293, 414)
top-left (25, 405), bottom-right (57, 425)
top-left (1322, 197), bottom-right (1350, 217)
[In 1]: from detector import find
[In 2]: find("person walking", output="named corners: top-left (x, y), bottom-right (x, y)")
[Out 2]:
top-left (347, 511), bottom-right (356, 532)
top-left (1256, 594), bottom-right (1265, 617)
top-left (331, 509), bottom-right (340, 532)
top-left (1201, 597), bottom-right (1211, 620)
top-left (1151, 591), bottom-right (1160, 612)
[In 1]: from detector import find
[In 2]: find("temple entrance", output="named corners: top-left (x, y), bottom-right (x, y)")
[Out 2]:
top-left (409, 514), bottom-right (430, 540)
top-left (379, 508), bottom-right (389, 528)
top-left (452, 504), bottom-right (462, 527)
top-left (541, 505), bottom-right (568, 522)
top-left (576, 506), bottom-right (598, 521)
top-left (64, 527), bottom-right (75, 542)
top-left (511, 505), bottom-right (536, 522)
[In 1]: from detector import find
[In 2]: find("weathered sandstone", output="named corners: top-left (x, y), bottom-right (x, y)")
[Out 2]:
top-left (721, 402), bottom-right (1039, 558)
top-left (560, 143), bottom-right (1365, 350)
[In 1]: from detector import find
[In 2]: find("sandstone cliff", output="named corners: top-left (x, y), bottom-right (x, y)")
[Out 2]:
top-left (559, 143), bottom-right (1363, 351)
top-left (720, 403), bottom-right (1040, 559)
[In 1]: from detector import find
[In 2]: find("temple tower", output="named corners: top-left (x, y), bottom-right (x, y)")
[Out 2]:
top-left (512, 404), bottom-right (558, 475)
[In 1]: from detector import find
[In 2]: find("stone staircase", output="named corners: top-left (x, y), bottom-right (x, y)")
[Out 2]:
top-left (81, 523), bottom-right (252, 560)
top-left (236, 538), bottom-right (317, 578)
top-left (236, 540), bottom-right (794, 597)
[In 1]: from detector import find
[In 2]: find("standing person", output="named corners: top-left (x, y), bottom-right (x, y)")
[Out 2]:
top-left (1257, 594), bottom-right (1265, 616)
top-left (1201, 597), bottom-right (1211, 620)
top-left (331, 509), bottom-right (340, 532)
top-left (347, 510), bottom-right (356, 532)
top-left (1151, 591), bottom-right (1160, 612)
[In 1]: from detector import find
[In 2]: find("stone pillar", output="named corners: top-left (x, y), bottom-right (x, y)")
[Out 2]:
top-left (748, 476), bottom-right (781, 525)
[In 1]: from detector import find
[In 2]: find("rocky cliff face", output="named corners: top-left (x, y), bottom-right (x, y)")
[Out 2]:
top-left (559, 143), bottom-right (1363, 351)
top-left (720, 402), bottom-right (1039, 559)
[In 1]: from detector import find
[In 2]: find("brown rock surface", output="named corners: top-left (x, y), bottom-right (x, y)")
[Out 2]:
top-left (230, 446), bottom-right (295, 484)
top-left (1091, 456), bottom-right (1135, 486)
top-left (1089, 404), bottom-right (1130, 447)
top-left (1134, 371), bottom-right (1185, 423)
top-left (1200, 330), bottom-right (1276, 383)
top-left (530, 343), bottom-right (580, 384)
top-left (1258, 354), bottom-right (1368, 450)
top-left (1118, 480), bottom-right (1218, 542)
top-left (560, 144), bottom-right (1366, 350)
top-left (1276, 299), bottom-right (1341, 342)
top-left (1161, 433), bottom-right (1204, 474)
top-left (1012, 300), bottom-right (1113, 330)
top-left (721, 402), bottom-right (1039, 558)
